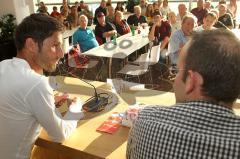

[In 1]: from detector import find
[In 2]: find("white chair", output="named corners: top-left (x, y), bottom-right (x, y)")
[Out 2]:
top-left (133, 44), bottom-right (161, 85)
top-left (116, 49), bottom-right (150, 83)
top-left (67, 53), bottom-right (99, 79)
top-left (134, 43), bottom-right (160, 65)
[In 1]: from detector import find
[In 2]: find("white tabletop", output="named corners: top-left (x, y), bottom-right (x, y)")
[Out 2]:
top-left (83, 29), bottom-right (150, 59)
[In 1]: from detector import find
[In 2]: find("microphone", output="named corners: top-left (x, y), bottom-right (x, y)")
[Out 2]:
top-left (58, 59), bottom-right (109, 112)
top-left (78, 78), bottom-right (109, 112)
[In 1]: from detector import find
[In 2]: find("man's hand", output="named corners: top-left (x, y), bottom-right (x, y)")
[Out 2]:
top-left (69, 97), bottom-right (83, 113)
top-left (54, 93), bottom-right (69, 108)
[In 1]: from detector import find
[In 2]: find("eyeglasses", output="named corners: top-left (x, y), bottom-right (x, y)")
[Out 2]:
top-left (169, 66), bottom-right (185, 74)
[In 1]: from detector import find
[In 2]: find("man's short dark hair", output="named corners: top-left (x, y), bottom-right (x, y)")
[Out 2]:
top-left (15, 13), bottom-right (64, 51)
top-left (183, 29), bottom-right (240, 103)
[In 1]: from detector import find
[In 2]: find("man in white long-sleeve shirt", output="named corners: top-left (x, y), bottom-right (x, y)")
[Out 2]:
top-left (0, 13), bottom-right (84, 159)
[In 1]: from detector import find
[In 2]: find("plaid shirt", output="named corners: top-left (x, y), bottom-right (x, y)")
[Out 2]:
top-left (127, 101), bottom-right (240, 159)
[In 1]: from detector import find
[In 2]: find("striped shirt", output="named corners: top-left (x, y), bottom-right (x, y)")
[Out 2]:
top-left (127, 101), bottom-right (240, 159)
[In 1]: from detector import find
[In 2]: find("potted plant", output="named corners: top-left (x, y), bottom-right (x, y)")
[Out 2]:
top-left (0, 14), bottom-right (17, 61)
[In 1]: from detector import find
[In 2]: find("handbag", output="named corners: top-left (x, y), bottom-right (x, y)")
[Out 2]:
top-left (68, 44), bottom-right (89, 68)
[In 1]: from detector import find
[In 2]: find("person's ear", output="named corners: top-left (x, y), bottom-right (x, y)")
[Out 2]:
top-left (185, 70), bottom-right (203, 94)
top-left (25, 38), bottom-right (38, 53)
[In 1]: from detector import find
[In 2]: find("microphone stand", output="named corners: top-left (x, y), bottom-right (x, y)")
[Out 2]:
top-left (58, 60), bottom-right (109, 112)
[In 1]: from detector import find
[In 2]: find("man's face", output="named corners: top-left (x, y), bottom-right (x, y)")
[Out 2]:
top-left (97, 16), bottom-right (105, 25)
top-left (80, 2), bottom-right (84, 8)
top-left (140, 0), bottom-right (145, 6)
top-left (203, 15), bottom-right (216, 30)
top-left (153, 15), bottom-right (162, 24)
top-left (173, 41), bottom-right (190, 103)
top-left (218, 5), bottom-right (226, 14)
top-left (34, 32), bottom-right (63, 72)
top-left (168, 12), bottom-right (176, 23)
top-left (79, 16), bottom-right (88, 29)
top-left (101, 1), bottom-right (106, 8)
top-left (135, 7), bottom-right (141, 16)
top-left (182, 18), bottom-right (194, 36)
top-left (163, 0), bottom-right (168, 6)
top-left (178, 4), bottom-right (187, 17)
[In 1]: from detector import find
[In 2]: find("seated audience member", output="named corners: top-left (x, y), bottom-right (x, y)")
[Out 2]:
top-left (50, 6), bottom-right (60, 18)
top-left (191, 0), bottom-right (208, 25)
top-left (37, 1), bottom-right (49, 15)
top-left (106, 5), bottom-right (115, 23)
top-left (153, 2), bottom-right (160, 12)
top-left (73, 15), bottom-right (99, 52)
top-left (115, 2), bottom-right (125, 12)
top-left (194, 12), bottom-right (217, 31)
top-left (126, 0), bottom-right (136, 13)
top-left (148, 10), bottom-right (171, 62)
top-left (211, 9), bottom-right (228, 29)
top-left (78, 0), bottom-right (85, 12)
top-left (127, 6), bottom-right (147, 29)
top-left (95, 12), bottom-right (117, 44)
top-left (218, 4), bottom-right (234, 29)
top-left (94, 0), bottom-right (107, 24)
top-left (160, 0), bottom-right (171, 19)
top-left (168, 15), bottom-right (195, 65)
top-left (106, 0), bottom-right (112, 6)
top-left (81, 4), bottom-right (94, 26)
top-left (218, 0), bottom-right (234, 18)
top-left (145, 4), bottom-right (154, 23)
top-left (176, 4), bottom-right (189, 23)
top-left (0, 13), bottom-right (84, 159)
top-left (74, 1), bottom-right (80, 13)
top-left (66, 6), bottom-right (79, 28)
top-left (114, 11), bottom-right (131, 36)
top-left (127, 29), bottom-right (240, 159)
top-left (140, 0), bottom-right (147, 16)
top-left (168, 11), bottom-right (181, 33)
top-left (60, 0), bottom-right (70, 13)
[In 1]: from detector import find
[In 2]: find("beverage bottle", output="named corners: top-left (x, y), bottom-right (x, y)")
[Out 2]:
top-left (131, 26), bottom-right (135, 36)
top-left (112, 34), bottom-right (117, 45)
top-left (137, 23), bottom-right (141, 34)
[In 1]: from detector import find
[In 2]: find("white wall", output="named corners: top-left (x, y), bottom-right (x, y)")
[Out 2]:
top-left (0, 0), bottom-right (37, 24)
top-left (26, 0), bottom-right (38, 14)
top-left (0, 0), bottom-right (15, 17)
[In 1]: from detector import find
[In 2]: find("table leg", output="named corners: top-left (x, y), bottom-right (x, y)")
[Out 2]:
top-left (109, 57), bottom-right (112, 79)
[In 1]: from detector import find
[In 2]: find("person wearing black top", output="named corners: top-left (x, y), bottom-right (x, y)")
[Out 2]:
top-left (95, 12), bottom-right (117, 45)
top-left (94, 0), bottom-right (107, 24)
top-left (127, 6), bottom-right (147, 28)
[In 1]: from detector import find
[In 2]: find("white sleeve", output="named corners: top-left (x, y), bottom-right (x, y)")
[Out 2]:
top-left (25, 77), bottom-right (83, 142)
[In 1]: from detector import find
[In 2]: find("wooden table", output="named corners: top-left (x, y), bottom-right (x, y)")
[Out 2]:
top-left (31, 76), bottom-right (240, 159)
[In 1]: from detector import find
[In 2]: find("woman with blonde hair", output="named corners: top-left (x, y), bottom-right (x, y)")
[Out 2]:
top-left (114, 11), bottom-right (131, 36)
top-left (145, 4), bottom-right (154, 23)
